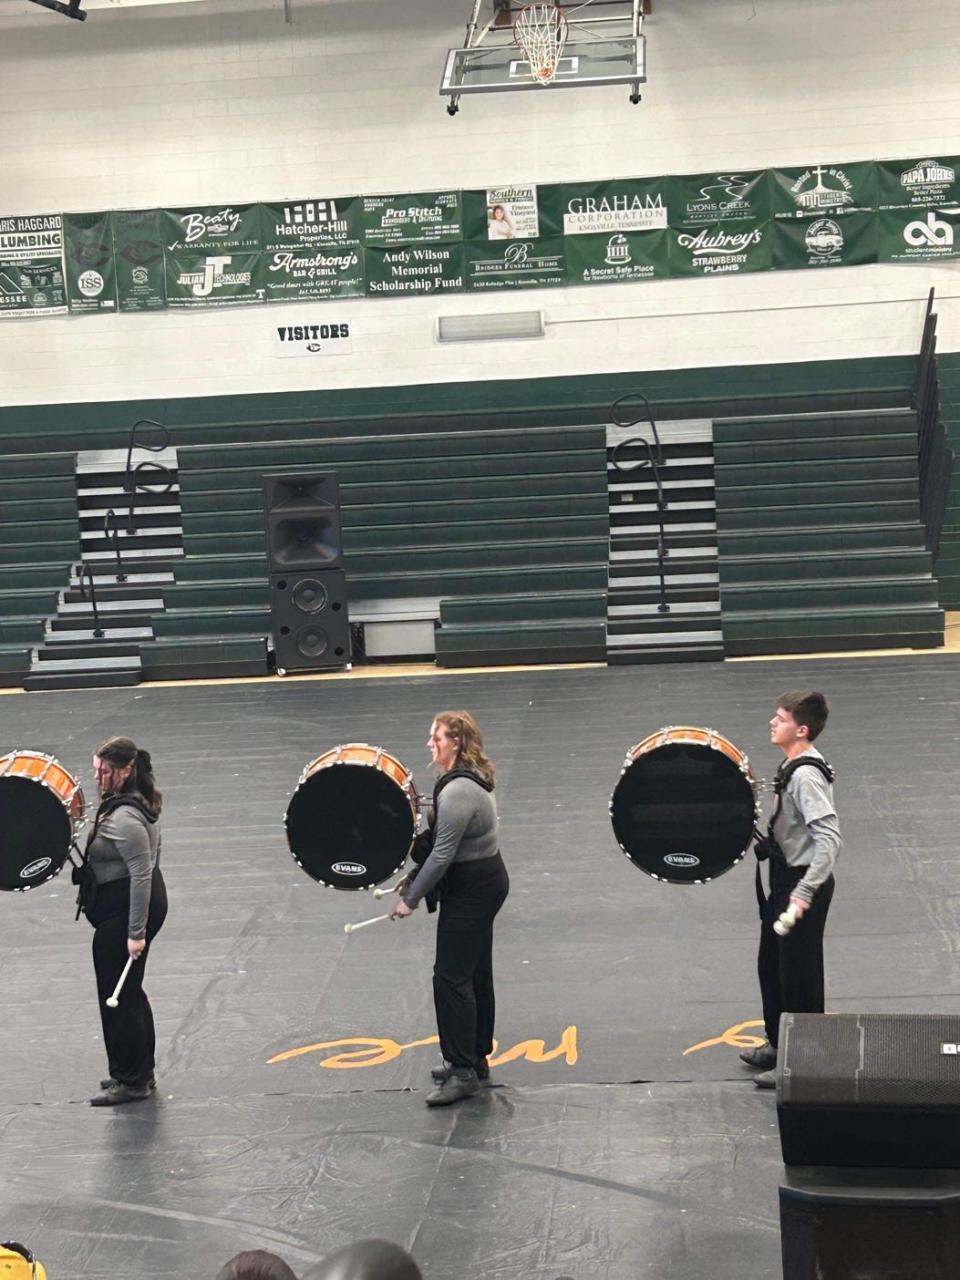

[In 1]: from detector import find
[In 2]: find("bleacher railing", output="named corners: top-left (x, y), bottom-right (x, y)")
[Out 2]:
top-left (74, 562), bottom-right (104, 638)
top-left (610, 393), bottom-right (670, 614)
top-left (912, 288), bottom-right (954, 561)
top-left (124, 418), bottom-right (174, 535)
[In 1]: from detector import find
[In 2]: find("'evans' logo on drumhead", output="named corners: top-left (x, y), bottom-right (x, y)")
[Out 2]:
top-left (663, 854), bottom-right (700, 868)
top-left (332, 861), bottom-right (367, 876)
top-left (20, 857), bottom-right (53, 879)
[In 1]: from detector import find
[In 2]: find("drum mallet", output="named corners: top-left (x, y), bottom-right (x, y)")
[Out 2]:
top-left (106, 956), bottom-right (136, 1008)
top-left (372, 879), bottom-right (405, 900)
top-left (344, 913), bottom-right (392, 935)
top-left (774, 904), bottom-right (800, 937)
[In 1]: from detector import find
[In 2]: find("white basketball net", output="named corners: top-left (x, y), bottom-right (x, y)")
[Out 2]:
top-left (513, 4), bottom-right (569, 85)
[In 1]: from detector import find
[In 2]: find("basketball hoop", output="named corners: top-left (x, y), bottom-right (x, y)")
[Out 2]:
top-left (513, 3), bottom-right (569, 84)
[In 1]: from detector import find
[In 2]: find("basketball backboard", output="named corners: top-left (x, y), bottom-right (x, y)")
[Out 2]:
top-left (441, 0), bottom-right (645, 114)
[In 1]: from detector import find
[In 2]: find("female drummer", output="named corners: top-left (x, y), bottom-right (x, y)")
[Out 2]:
top-left (79, 737), bottom-right (168, 1106)
top-left (391, 712), bottom-right (509, 1106)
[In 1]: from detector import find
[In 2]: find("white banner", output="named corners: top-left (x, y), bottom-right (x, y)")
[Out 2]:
top-left (272, 320), bottom-right (353, 358)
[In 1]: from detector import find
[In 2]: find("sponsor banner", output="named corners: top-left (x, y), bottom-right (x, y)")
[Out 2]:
top-left (771, 161), bottom-right (877, 218)
top-left (362, 191), bottom-right (462, 246)
top-left (562, 178), bottom-right (670, 235)
top-left (669, 221), bottom-right (773, 276)
top-left (877, 157), bottom-right (960, 209)
top-left (64, 211), bottom-right (118, 314)
top-left (565, 230), bottom-right (670, 284)
top-left (261, 197), bottom-right (364, 250)
top-left (0, 213), bottom-right (67, 317)
top-left (165, 251), bottom-right (265, 307)
top-left (264, 247), bottom-right (365, 303)
top-left (465, 238), bottom-right (566, 290)
top-left (484, 186), bottom-right (541, 240)
top-left (669, 169), bottom-right (770, 227)
top-left (162, 203), bottom-right (263, 253)
top-left (364, 243), bottom-right (465, 294)
top-left (113, 210), bottom-right (166, 311)
top-left (772, 211), bottom-right (877, 270)
top-left (877, 206), bottom-right (960, 263)
top-left (273, 320), bottom-right (353, 358)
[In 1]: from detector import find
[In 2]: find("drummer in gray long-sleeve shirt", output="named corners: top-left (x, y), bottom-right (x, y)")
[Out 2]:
top-left (391, 711), bottom-right (509, 1106)
top-left (741, 691), bottom-right (841, 1088)
top-left (79, 736), bottom-right (168, 1106)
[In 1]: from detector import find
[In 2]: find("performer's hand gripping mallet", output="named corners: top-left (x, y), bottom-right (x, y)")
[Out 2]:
top-left (106, 956), bottom-right (135, 1008)
top-left (372, 879), bottom-right (405, 900)
top-left (344, 913), bottom-right (392, 935)
top-left (773, 904), bottom-right (800, 937)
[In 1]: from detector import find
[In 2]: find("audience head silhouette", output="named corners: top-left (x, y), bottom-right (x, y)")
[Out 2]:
top-left (216, 1250), bottom-right (299, 1280)
top-left (301, 1239), bottom-right (421, 1280)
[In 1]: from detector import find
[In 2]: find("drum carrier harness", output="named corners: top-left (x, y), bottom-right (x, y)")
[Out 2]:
top-left (754, 754), bottom-right (835, 911)
top-left (409, 767), bottom-right (494, 912)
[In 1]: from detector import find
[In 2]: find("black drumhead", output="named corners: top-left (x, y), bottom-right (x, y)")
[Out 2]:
top-left (0, 776), bottom-right (71, 892)
top-left (610, 742), bottom-right (756, 884)
top-left (286, 764), bottom-right (414, 890)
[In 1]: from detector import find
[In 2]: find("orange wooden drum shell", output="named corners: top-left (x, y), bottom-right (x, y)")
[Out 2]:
top-left (0, 751), bottom-right (85, 824)
top-left (304, 743), bottom-right (414, 795)
top-left (629, 726), bottom-right (751, 776)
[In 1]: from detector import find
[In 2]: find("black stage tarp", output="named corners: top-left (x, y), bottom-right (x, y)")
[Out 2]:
top-left (1, 657), bottom-right (958, 1278)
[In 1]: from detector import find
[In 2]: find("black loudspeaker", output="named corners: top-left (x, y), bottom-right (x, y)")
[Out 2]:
top-left (778, 1013), bottom-right (960, 1168)
top-left (270, 570), bottom-right (350, 673)
top-left (779, 1167), bottom-right (960, 1280)
top-left (263, 472), bottom-right (342, 572)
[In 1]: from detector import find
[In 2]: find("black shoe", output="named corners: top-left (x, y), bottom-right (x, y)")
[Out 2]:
top-left (430, 1061), bottom-right (491, 1086)
top-left (753, 1069), bottom-right (777, 1090)
top-left (739, 1042), bottom-right (777, 1070)
top-left (425, 1071), bottom-right (480, 1107)
top-left (90, 1082), bottom-right (153, 1106)
top-left (100, 1074), bottom-right (156, 1091)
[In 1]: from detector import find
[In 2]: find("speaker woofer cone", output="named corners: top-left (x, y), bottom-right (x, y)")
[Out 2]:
top-left (292, 578), bottom-right (328, 614)
top-left (297, 626), bottom-right (329, 659)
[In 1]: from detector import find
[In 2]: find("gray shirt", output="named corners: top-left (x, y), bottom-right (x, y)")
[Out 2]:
top-left (771, 745), bottom-right (841, 903)
top-left (87, 805), bottom-right (161, 940)
top-left (403, 775), bottom-right (499, 908)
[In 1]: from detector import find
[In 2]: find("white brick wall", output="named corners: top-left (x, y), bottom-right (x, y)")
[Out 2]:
top-left (0, 0), bottom-right (958, 405)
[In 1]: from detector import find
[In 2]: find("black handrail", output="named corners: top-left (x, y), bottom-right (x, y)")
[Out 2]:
top-left (103, 510), bottom-right (127, 583)
top-left (912, 288), bottom-right (954, 560)
top-left (124, 418), bottom-right (174, 535)
top-left (609, 393), bottom-right (670, 614)
top-left (74, 562), bottom-right (105, 639)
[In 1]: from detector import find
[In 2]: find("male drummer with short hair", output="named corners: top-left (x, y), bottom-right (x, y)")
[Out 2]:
top-left (740, 691), bottom-right (841, 1088)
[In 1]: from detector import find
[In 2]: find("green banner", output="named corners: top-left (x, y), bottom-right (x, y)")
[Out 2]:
top-left (165, 251), bottom-right (265, 307)
top-left (113, 210), bottom-right (166, 312)
top-left (162, 204), bottom-right (263, 253)
top-left (362, 192), bottom-right (461, 246)
top-left (565, 230), bottom-right (670, 285)
top-left (772, 211), bottom-right (877, 270)
top-left (0, 213), bottom-right (66, 317)
top-left (670, 221), bottom-right (772, 276)
top-left (562, 178), bottom-right (670, 236)
top-left (771, 161), bottom-right (877, 219)
top-left (669, 170), bottom-right (770, 227)
top-left (465, 238), bottom-right (566, 290)
top-left (261, 197), bottom-right (364, 250)
top-left (264, 247), bottom-right (365, 302)
top-left (877, 206), bottom-right (960, 263)
top-left (364, 244), bottom-right (464, 294)
top-left (64, 211), bottom-right (117, 314)
top-left (877, 156), bottom-right (960, 209)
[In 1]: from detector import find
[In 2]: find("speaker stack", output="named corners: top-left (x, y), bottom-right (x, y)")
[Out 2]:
top-left (263, 473), bottom-right (350, 674)
top-left (776, 1012), bottom-right (960, 1279)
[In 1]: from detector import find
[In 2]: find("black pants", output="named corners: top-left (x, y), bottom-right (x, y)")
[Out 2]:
top-left (433, 853), bottom-right (509, 1074)
top-left (87, 870), bottom-right (168, 1087)
top-left (758, 861), bottom-right (834, 1048)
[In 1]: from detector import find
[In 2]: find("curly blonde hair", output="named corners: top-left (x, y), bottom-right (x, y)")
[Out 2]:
top-left (433, 710), bottom-right (495, 785)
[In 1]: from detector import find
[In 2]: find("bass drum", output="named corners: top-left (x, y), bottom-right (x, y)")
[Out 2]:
top-left (285, 743), bottom-right (417, 891)
top-left (0, 750), bottom-right (85, 892)
top-left (610, 726), bottom-right (757, 884)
